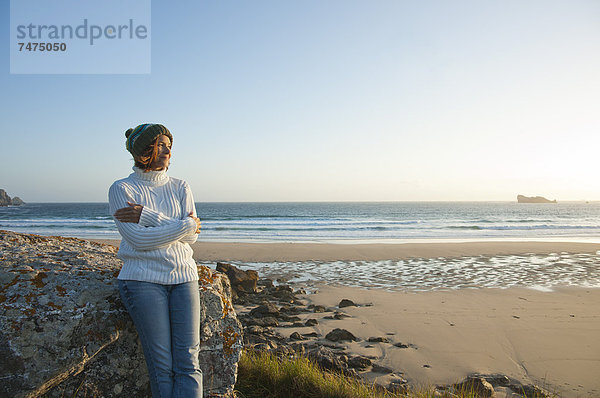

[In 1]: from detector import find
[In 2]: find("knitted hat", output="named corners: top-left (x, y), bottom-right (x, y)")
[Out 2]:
top-left (125, 123), bottom-right (173, 158)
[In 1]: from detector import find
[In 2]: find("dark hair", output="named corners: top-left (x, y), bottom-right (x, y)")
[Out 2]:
top-left (134, 135), bottom-right (170, 171)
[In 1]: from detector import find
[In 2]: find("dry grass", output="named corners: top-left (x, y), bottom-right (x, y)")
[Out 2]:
top-left (234, 349), bottom-right (487, 398)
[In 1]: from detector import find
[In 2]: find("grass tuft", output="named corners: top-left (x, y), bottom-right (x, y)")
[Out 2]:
top-left (234, 349), bottom-right (555, 398)
top-left (235, 349), bottom-right (402, 398)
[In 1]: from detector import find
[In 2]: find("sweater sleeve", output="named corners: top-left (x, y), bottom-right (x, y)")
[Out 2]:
top-left (138, 206), bottom-right (177, 227)
top-left (138, 205), bottom-right (198, 244)
top-left (109, 182), bottom-right (197, 251)
top-left (179, 180), bottom-right (199, 245)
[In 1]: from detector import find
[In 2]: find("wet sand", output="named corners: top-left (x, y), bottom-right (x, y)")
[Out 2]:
top-left (92, 239), bottom-right (600, 262)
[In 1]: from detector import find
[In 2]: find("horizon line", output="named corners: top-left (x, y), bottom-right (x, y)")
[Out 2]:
top-left (8, 199), bottom-right (599, 204)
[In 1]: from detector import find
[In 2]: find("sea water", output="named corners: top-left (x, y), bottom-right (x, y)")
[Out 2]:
top-left (1, 201), bottom-right (600, 243)
top-left (2, 201), bottom-right (599, 290)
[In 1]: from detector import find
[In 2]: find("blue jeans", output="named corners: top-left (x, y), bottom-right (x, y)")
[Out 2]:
top-left (119, 280), bottom-right (203, 398)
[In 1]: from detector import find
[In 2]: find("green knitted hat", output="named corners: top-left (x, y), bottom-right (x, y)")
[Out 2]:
top-left (125, 123), bottom-right (173, 158)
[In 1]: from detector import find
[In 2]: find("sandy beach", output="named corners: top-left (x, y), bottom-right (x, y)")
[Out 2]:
top-left (297, 286), bottom-right (600, 397)
top-left (93, 239), bottom-right (600, 262)
top-left (93, 238), bottom-right (600, 396)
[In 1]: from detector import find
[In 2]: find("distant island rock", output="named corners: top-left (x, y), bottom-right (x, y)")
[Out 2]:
top-left (10, 196), bottom-right (24, 205)
top-left (0, 189), bottom-right (25, 206)
top-left (517, 195), bottom-right (557, 204)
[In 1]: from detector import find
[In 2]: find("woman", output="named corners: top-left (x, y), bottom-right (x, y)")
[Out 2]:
top-left (108, 123), bottom-right (203, 398)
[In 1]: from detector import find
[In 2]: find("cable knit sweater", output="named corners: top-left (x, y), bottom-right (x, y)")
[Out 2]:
top-left (108, 167), bottom-right (199, 284)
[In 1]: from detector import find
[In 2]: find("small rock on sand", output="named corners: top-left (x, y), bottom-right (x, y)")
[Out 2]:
top-left (338, 298), bottom-right (357, 308)
top-left (368, 336), bottom-right (390, 343)
top-left (372, 363), bottom-right (393, 373)
top-left (348, 355), bottom-right (372, 370)
top-left (325, 328), bottom-right (357, 342)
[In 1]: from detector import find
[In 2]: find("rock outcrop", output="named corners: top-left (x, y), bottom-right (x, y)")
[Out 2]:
top-left (216, 262), bottom-right (258, 297)
top-left (0, 230), bottom-right (242, 398)
top-left (517, 195), bottom-right (556, 203)
top-left (0, 189), bottom-right (11, 206)
top-left (11, 196), bottom-right (25, 206)
top-left (0, 189), bottom-right (25, 206)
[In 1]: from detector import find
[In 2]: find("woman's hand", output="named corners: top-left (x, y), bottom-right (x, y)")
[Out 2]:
top-left (113, 201), bottom-right (143, 223)
top-left (188, 212), bottom-right (201, 234)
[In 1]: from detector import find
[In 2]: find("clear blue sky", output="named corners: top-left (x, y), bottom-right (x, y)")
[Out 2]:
top-left (2, 0), bottom-right (599, 202)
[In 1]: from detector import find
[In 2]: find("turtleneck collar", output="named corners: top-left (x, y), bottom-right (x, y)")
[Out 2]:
top-left (131, 166), bottom-right (168, 184)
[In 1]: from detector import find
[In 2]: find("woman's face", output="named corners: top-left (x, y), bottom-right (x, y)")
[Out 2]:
top-left (149, 135), bottom-right (172, 170)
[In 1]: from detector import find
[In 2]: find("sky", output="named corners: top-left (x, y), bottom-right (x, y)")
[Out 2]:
top-left (1, 0), bottom-right (599, 202)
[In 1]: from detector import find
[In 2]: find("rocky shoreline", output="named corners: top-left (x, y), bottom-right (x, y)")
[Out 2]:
top-left (0, 230), bottom-right (242, 398)
top-left (218, 262), bottom-right (552, 398)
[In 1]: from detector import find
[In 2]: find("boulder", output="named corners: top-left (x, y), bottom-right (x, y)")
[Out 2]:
top-left (394, 342), bottom-right (417, 349)
top-left (368, 336), bottom-right (390, 343)
top-left (249, 303), bottom-right (279, 318)
top-left (257, 278), bottom-right (274, 288)
top-left (279, 304), bottom-right (302, 315)
top-left (348, 355), bottom-right (372, 370)
top-left (325, 328), bottom-right (357, 342)
top-left (334, 311), bottom-right (351, 320)
top-left (453, 376), bottom-right (494, 397)
top-left (0, 230), bottom-right (242, 398)
top-left (245, 325), bottom-right (266, 335)
top-left (311, 304), bottom-right (327, 313)
top-left (279, 315), bottom-right (301, 323)
top-left (387, 377), bottom-right (409, 394)
top-left (372, 363), bottom-right (394, 374)
top-left (215, 262), bottom-right (258, 294)
top-left (302, 332), bottom-right (319, 338)
top-left (510, 382), bottom-right (550, 397)
top-left (247, 316), bottom-right (279, 327)
top-left (308, 346), bottom-right (349, 374)
top-left (270, 285), bottom-right (297, 302)
top-left (338, 299), bottom-right (357, 308)
top-left (289, 332), bottom-right (304, 340)
top-left (469, 373), bottom-right (510, 387)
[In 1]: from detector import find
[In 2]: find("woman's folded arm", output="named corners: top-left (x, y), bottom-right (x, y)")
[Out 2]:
top-left (138, 206), bottom-right (176, 227)
top-left (138, 205), bottom-right (198, 245)
top-left (109, 182), bottom-right (197, 250)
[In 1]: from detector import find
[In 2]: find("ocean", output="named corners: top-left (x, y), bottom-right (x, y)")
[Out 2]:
top-left (2, 201), bottom-right (600, 291)
top-left (1, 201), bottom-right (600, 243)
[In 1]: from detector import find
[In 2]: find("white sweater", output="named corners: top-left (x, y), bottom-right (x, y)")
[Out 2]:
top-left (108, 167), bottom-right (199, 284)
